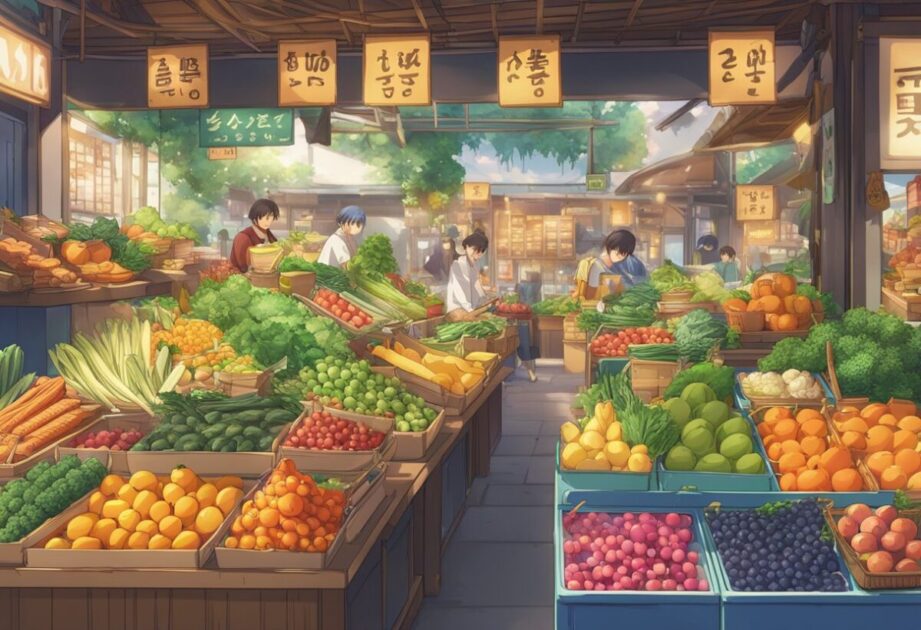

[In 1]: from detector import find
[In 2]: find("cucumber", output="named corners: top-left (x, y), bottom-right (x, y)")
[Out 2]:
top-left (264, 408), bottom-right (296, 425)
top-left (220, 442), bottom-right (236, 452)
top-left (171, 425), bottom-right (192, 436)
top-left (257, 434), bottom-right (274, 451)
top-left (201, 424), bottom-right (226, 440)
top-left (150, 438), bottom-right (170, 451)
top-left (242, 426), bottom-right (264, 439)
top-left (204, 411), bottom-right (223, 424)
top-left (234, 409), bottom-right (264, 424)
top-left (176, 435), bottom-right (203, 451)
top-left (236, 439), bottom-right (254, 452)
top-left (210, 436), bottom-right (230, 451)
top-left (224, 424), bottom-right (243, 438)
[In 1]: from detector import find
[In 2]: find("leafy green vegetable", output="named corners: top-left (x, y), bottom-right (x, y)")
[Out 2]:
top-left (663, 362), bottom-right (736, 401)
top-left (350, 234), bottom-right (399, 276)
top-left (650, 260), bottom-right (690, 293)
top-left (578, 285), bottom-right (660, 331)
top-left (610, 371), bottom-right (679, 459)
top-left (690, 270), bottom-right (731, 303)
top-left (277, 256), bottom-right (352, 293)
top-left (49, 217), bottom-right (153, 272)
top-left (433, 318), bottom-right (506, 342)
top-left (795, 284), bottom-right (840, 319)
top-left (673, 309), bottom-right (730, 362)
top-left (532, 295), bottom-right (580, 316)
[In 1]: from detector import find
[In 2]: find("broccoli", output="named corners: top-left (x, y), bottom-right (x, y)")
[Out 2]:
top-left (837, 351), bottom-right (877, 396)
top-left (833, 335), bottom-right (879, 362)
top-left (3, 480), bottom-right (25, 499)
top-left (757, 336), bottom-right (804, 373)
top-left (841, 308), bottom-right (877, 337)
top-left (25, 462), bottom-right (49, 482)
top-left (6, 497), bottom-right (23, 514)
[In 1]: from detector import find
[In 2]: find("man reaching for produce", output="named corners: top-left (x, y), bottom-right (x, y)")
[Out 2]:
top-left (445, 229), bottom-right (490, 322)
top-left (319, 206), bottom-right (366, 268)
top-left (580, 229), bottom-right (648, 299)
top-left (229, 199), bottom-right (279, 273)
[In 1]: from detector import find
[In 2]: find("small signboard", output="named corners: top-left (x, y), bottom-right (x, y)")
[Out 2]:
top-left (148, 44), bottom-right (209, 109)
top-left (464, 182), bottom-right (490, 202)
top-left (363, 34), bottom-right (431, 106)
top-left (880, 38), bottom-right (921, 169)
top-left (278, 39), bottom-right (337, 106)
top-left (199, 109), bottom-right (294, 147)
top-left (0, 17), bottom-right (49, 107)
top-left (586, 174), bottom-right (608, 192)
top-left (736, 185), bottom-right (777, 221)
top-left (208, 147), bottom-right (237, 160)
top-left (498, 35), bottom-right (562, 108)
top-left (708, 30), bottom-right (776, 106)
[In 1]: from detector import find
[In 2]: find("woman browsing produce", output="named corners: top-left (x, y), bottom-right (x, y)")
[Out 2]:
top-left (229, 199), bottom-right (279, 273)
top-left (318, 206), bottom-right (366, 269)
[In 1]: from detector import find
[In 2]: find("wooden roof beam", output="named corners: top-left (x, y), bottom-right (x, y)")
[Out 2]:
top-left (410, 0), bottom-right (429, 30)
top-left (572, 0), bottom-right (585, 42)
top-left (536, 0), bottom-right (543, 34)
top-left (187, 0), bottom-right (262, 52)
top-left (490, 2), bottom-right (498, 42)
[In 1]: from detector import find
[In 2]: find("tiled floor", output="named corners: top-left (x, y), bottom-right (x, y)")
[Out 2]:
top-left (413, 359), bottom-right (581, 630)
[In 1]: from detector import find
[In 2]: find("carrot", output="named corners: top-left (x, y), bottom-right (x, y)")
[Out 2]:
top-left (11, 398), bottom-right (81, 437)
top-left (15, 408), bottom-right (92, 458)
top-left (0, 378), bottom-right (64, 433)
top-left (0, 433), bottom-right (18, 463)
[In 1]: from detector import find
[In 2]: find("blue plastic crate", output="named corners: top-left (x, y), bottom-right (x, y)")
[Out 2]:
top-left (657, 415), bottom-right (776, 492)
top-left (555, 505), bottom-right (720, 630)
top-left (596, 357), bottom-right (629, 379)
top-left (556, 445), bottom-right (656, 494)
top-left (700, 504), bottom-right (921, 630)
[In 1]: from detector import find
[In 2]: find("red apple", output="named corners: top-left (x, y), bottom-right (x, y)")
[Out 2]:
top-left (876, 505), bottom-right (899, 525)
top-left (846, 504), bottom-right (873, 524)
top-left (860, 516), bottom-right (888, 538)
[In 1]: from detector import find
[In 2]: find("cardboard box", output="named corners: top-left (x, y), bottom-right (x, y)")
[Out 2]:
top-left (563, 340), bottom-right (586, 374)
top-left (56, 412), bottom-right (156, 474)
top-left (25, 480), bottom-right (255, 569)
top-left (0, 489), bottom-right (94, 566)
top-left (214, 369), bottom-right (273, 396)
top-left (276, 408), bottom-right (395, 473)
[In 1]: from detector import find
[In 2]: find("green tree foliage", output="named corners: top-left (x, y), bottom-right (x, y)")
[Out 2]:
top-left (81, 110), bottom-right (312, 240)
top-left (734, 143), bottom-right (795, 184)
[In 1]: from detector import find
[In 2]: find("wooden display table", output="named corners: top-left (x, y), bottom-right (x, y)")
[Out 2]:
top-left (0, 367), bottom-right (513, 630)
top-left (881, 287), bottom-right (921, 321)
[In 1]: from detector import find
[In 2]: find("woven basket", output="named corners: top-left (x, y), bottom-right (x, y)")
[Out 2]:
top-left (824, 341), bottom-right (871, 408)
top-left (823, 503), bottom-right (921, 589)
top-left (727, 310), bottom-right (765, 332)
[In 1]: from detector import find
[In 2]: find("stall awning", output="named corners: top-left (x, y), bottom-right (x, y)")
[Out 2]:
top-left (697, 99), bottom-right (811, 152)
top-left (615, 152), bottom-right (728, 196)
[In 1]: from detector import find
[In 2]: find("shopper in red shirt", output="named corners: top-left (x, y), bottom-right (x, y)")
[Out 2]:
top-left (229, 199), bottom-right (279, 272)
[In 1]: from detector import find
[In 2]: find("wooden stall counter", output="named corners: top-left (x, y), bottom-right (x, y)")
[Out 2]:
top-left (0, 367), bottom-right (513, 630)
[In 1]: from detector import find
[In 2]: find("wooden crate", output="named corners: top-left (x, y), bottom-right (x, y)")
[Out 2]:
top-left (738, 328), bottom-right (810, 349)
top-left (881, 287), bottom-right (921, 321)
top-left (656, 300), bottom-right (719, 319)
top-left (563, 312), bottom-right (586, 342)
top-left (630, 358), bottom-right (680, 399)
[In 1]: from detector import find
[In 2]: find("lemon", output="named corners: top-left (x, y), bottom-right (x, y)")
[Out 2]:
top-left (130, 471), bottom-right (160, 493)
top-left (195, 506), bottom-right (224, 537)
top-left (44, 537), bottom-right (70, 549)
top-left (158, 515), bottom-right (182, 540)
top-left (561, 442), bottom-right (587, 469)
top-left (99, 474), bottom-right (126, 497)
top-left (87, 491), bottom-right (106, 515)
top-left (116, 484), bottom-right (138, 505)
top-left (627, 452), bottom-right (653, 473)
top-left (148, 534), bottom-right (172, 550)
top-left (133, 490), bottom-right (158, 518)
top-left (172, 530), bottom-right (201, 550)
top-left (90, 518), bottom-right (117, 543)
top-left (136, 520), bottom-right (159, 537)
top-left (215, 487), bottom-right (243, 516)
top-left (66, 513), bottom-right (99, 541)
top-left (560, 422), bottom-right (581, 444)
top-left (174, 496), bottom-right (199, 526)
top-left (107, 528), bottom-right (130, 549)
top-left (162, 483), bottom-right (185, 506)
top-left (117, 509), bottom-right (142, 533)
top-left (195, 483), bottom-right (218, 508)
top-left (127, 531), bottom-right (150, 550)
top-left (604, 441), bottom-right (631, 468)
top-left (148, 500), bottom-right (171, 523)
top-left (605, 422), bottom-right (623, 442)
top-left (579, 431), bottom-right (606, 452)
top-left (72, 536), bottom-right (102, 550)
top-left (102, 499), bottom-right (130, 519)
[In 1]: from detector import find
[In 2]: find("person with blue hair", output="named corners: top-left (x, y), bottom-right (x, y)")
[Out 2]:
top-left (319, 205), bottom-right (366, 268)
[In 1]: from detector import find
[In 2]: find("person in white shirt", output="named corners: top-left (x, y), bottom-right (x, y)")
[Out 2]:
top-left (445, 230), bottom-right (489, 319)
top-left (318, 206), bottom-right (366, 268)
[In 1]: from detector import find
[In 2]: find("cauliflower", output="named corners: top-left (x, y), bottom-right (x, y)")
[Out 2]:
top-left (745, 370), bottom-right (821, 399)
top-left (742, 371), bottom-right (785, 397)
top-left (782, 369), bottom-right (802, 384)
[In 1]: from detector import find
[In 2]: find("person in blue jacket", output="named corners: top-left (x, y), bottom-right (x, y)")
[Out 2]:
top-left (587, 229), bottom-right (649, 292)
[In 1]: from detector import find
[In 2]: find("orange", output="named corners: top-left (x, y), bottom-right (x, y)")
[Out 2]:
top-left (866, 451), bottom-right (895, 478)
top-left (258, 508), bottom-right (280, 528)
top-left (762, 434), bottom-right (778, 448)
top-left (867, 425), bottom-right (895, 453)
top-left (861, 403), bottom-right (889, 426)
top-left (778, 452), bottom-right (807, 474)
top-left (800, 419), bottom-right (828, 439)
top-left (764, 407), bottom-right (792, 425)
top-left (909, 471), bottom-right (921, 490)
top-left (839, 417), bottom-right (869, 434)
top-left (767, 443), bottom-right (783, 461)
top-left (895, 449), bottom-right (921, 476)
top-left (277, 494), bottom-right (304, 518)
top-left (796, 408), bottom-right (824, 425)
top-left (879, 414), bottom-right (900, 428)
top-left (781, 440), bottom-right (804, 455)
top-left (831, 468), bottom-right (864, 492)
top-left (880, 465), bottom-right (908, 490)
top-left (893, 429), bottom-right (919, 452)
top-left (819, 446), bottom-right (852, 476)
top-left (841, 431), bottom-right (867, 451)
top-left (757, 423), bottom-right (774, 438)
top-left (800, 435), bottom-right (827, 458)
top-left (890, 400), bottom-right (918, 420)
top-left (797, 469), bottom-right (832, 492)
top-left (806, 454), bottom-right (822, 470)
top-left (898, 415), bottom-right (921, 433)
top-left (774, 419), bottom-right (798, 441)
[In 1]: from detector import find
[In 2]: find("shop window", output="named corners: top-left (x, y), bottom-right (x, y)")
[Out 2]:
top-left (147, 151), bottom-right (159, 210)
top-left (664, 233), bottom-right (684, 264)
top-left (68, 122), bottom-right (115, 216)
top-left (881, 174), bottom-right (919, 293)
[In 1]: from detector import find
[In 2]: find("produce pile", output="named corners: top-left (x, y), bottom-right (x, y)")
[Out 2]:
top-left (432, 318), bottom-right (506, 342)
top-left (44, 468), bottom-right (244, 551)
top-left (188, 275), bottom-right (353, 374)
top-left (199, 260), bottom-right (238, 284)
top-left (723, 273), bottom-right (821, 331)
top-left (496, 298), bottom-right (531, 317)
top-left (707, 499), bottom-right (848, 592)
top-left (757, 407), bottom-right (867, 492)
top-left (561, 511), bottom-right (709, 592)
top-left (0, 344), bottom-right (32, 411)
top-left (278, 231), bottom-right (326, 255)
top-left (559, 401), bottom-right (654, 473)
top-left (578, 284), bottom-right (660, 332)
top-left (0, 376), bottom-right (98, 461)
top-left (282, 409), bottom-right (387, 452)
top-left (0, 456), bottom-right (107, 543)
top-left (689, 270), bottom-right (731, 304)
top-left (758, 308), bottom-right (921, 402)
top-left (740, 370), bottom-right (824, 401)
top-left (0, 237), bottom-right (79, 288)
top-left (590, 327), bottom-right (673, 358)
top-left (836, 503), bottom-right (921, 574)
top-left (223, 458), bottom-right (344, 552)
top-left (829, 401), bottom-right (921, 491)
top-left (661, 384), bottom-right (765, 475)
top-left (312, 288), bottom-right (375, 330)
top-left (277, 257), bottom-right (351, 294)
top-left (131, 392), bottom-right (301, 453)
top-left (672, 309), bottom-right (738, 362)
top-left (662, 362), bottom-right (735, 402)
top-left (151, 318), bottom-right (224, 357)
top-left (371, 342), bottom-right (488, 398)
top-left (650, 260), bottom-right (693, 294)
top-left (50, 318), bottom-right (186, 415)
top-left (276, 357), bottom-right (438, 433)
top-left (531, 295), bottom-right (580, 316)
top-left (346, 235), bottom-right (427, 321)
top-left (70, 426), bottom-right (144, 452)
top-left (125, 206), bottom-right (199, 243)
top-left (52, 217), bottom-right (155, 276)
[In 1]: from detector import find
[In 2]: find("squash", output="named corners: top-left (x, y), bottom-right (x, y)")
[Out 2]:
top-left (723, 298), bottom-right (748, 313)
top-left (754, 278), bottom-right (774, 299)
top-left (759, 295), bottom-right (783, 314)
top-left (125, 224), bottom-right (145, 239)
top-left (796, 313), bottom-right (813, 329)
top-left (61, 240), bottom-right (89, 266)
top-left (765, 313), bottom-right (779, 331)
top-left (783, 295), bottom-right (797, 314)
top-left (777, 314), bottom-right (798, 331)
top-left (772, 273), bottom-right (797, 298)
top-left (746, 298), bottom-right (764, 312)
top-left (85, 240), bottom-right (112, 263)
top-left (792, 295), bottom-right (813, 315)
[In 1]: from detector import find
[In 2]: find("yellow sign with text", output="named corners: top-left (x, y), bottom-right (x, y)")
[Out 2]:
top-left (464, 182), bottom-right (491, 202)
top-left (498, 35), bottom-right (562, 107)
top-left (0, 19), bottom-right (49, 107)
top-left (278, 40), bottom-right (337, 106)
top-left (363, 35), bottom-right (430, 106)
top-left (708, 30), bottom-right (776, 106)
top-left (148, 44), bottom-right (209, 109)
top-left (880, 38), bottom-right (921, 169)
top-left (744, 220), bottom-right (780, 245)
top-left (207, 147), bottom-right (237, 160)
top-left (736, 185), bottom-right (777, 221)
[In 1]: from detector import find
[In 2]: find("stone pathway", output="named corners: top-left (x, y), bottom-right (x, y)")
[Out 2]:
top-left (413, 359), bottom-right (581, 630)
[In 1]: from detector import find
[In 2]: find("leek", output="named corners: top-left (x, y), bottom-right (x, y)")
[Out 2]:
top-left (355, 274), bottom-right (427, 320)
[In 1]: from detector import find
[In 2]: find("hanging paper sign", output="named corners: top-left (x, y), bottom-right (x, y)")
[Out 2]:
top-left (148, 44), bottom-right (209, 109)
top-left (208, 147), bottom-right (237, 160)
top-left (363, 34), bottom-right (431, 106)
top-left (464, 182), bottom-right (490, 202)
top-left (498, 35), bottom-right (562, 108)
top-left (278, 40), bottom-right (337, 106)
top-left (0, 17), bottom-right (49, 107)
top-left (821, 109), bottom-right (836, 204)
top-left (199, 109), bottom-right (294, 147)
top-left (880, 38), bottom-right (921, 169)
top-left (744, 220), bottom-right (780, 244)
top-left (708, 30), bottom-right (776, 106)
top-left (736, 185), bottom-right (777, 221)
top-left (866, 170), bottom-right (891, 212)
